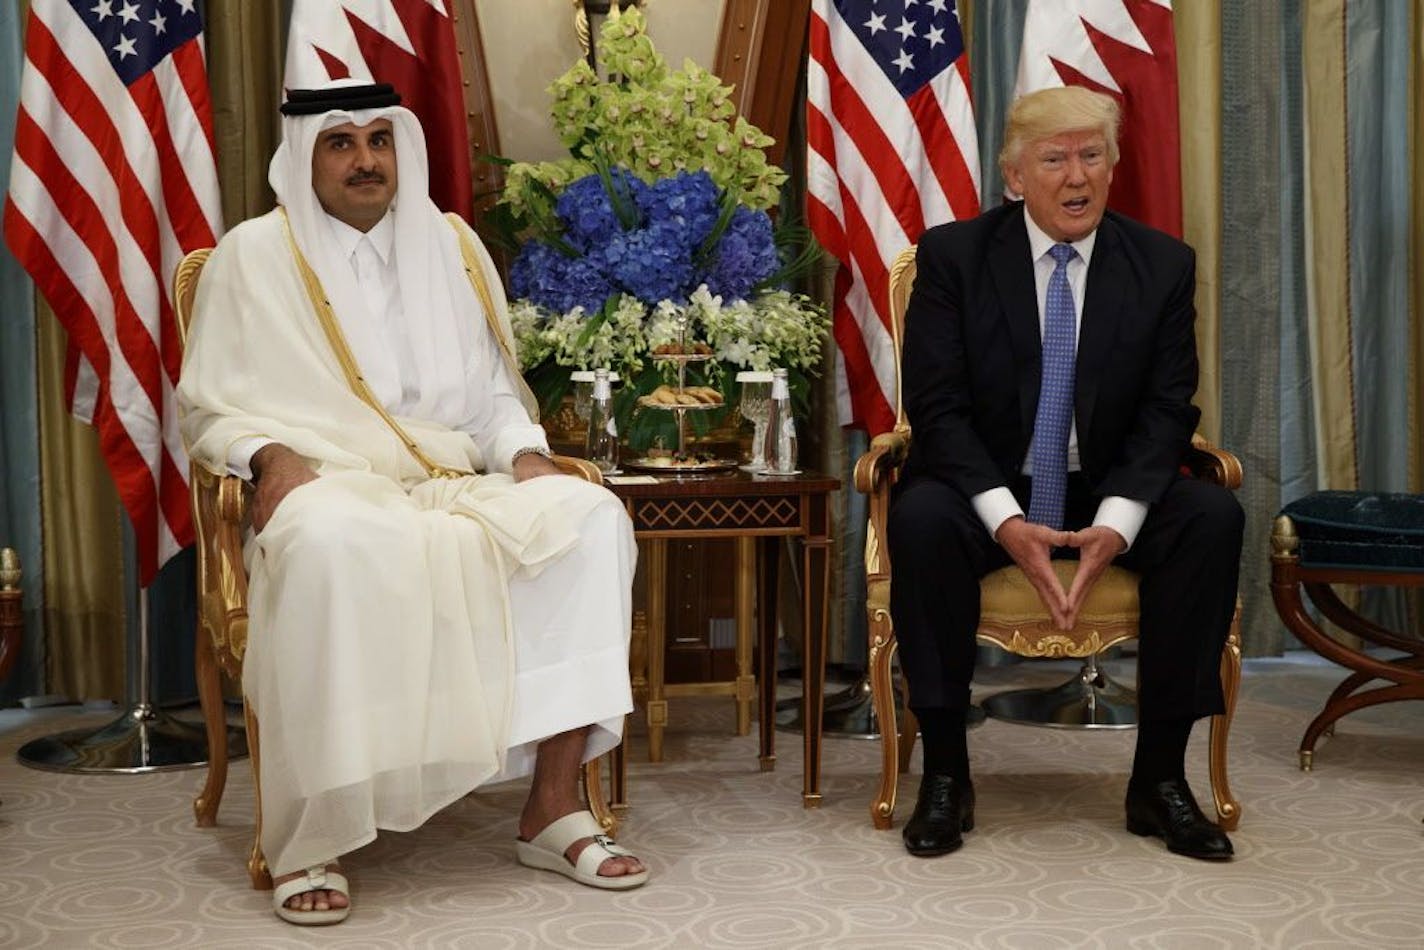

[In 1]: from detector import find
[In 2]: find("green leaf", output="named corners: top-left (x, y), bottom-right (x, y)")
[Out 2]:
top-left (694, 187), bottom-right (740, 270)
top-left (525, 361), bottom-right (575, 419)
top-left (591, 146), bottom-right (642, 231)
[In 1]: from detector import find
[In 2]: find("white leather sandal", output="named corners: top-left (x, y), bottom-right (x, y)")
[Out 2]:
top-left (516, 811), bottom-right (649, 890)
top-left (272, 863), bottom-right (351, 925)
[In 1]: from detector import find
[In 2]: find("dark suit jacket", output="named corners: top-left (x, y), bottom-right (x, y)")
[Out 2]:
top-left (900, 201), bottom-right (1201, 506)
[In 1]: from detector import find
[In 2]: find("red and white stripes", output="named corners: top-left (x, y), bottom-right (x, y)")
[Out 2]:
top-left (807, 0), bottom-right (981, 435)
top-left (4, 0), bottom-right (222, 582)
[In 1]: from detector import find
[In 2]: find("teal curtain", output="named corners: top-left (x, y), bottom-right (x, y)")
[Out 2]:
top-left (1345, 0), bottom-right (1415, 632)
top-left (0, 0), bottom-right (45, 702)
top-left (969, 0), bottom-right (1027, 209)
top-left (1347, 1), bottom-right (1413, 494)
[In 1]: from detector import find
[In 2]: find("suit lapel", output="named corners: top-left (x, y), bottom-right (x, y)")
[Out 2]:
top-left (987, 207), bottom-right (1042, 442)
top-left (1075, 217), bottom-right (1127, 440)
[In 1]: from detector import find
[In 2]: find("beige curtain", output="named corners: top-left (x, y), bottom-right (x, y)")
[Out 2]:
top-left (36, 307), bottom-right (126, 701)
top-left (205, 0), bottom-right (286, 226)
top-left (1302, 1), bottom-right (1358, 491)
top-left (1175, 1), bottom-right (1222, 444)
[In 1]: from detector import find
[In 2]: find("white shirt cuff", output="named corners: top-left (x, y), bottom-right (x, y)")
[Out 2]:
top-left (488, 424), bottom-right (552, 475)
top-left (227, 436), bottom-right (275, 481)
top-left (1093, 496), bottom-right (1148, 552)
top-left (971, 487), bottom-right (1024, 541)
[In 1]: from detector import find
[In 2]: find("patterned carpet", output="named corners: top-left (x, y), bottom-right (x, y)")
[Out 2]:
top-left (1, 654), bottom-right (1422, 949)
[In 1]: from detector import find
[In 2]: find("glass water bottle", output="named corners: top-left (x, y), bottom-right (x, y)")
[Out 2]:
top-left (585, 368), bottom-right (619, 474)
top-left (760, 368), bottom-right (798, 475)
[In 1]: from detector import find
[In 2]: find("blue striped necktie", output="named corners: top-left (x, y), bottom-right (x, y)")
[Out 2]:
top-left (1027, 243), bottom-right (1078, 530)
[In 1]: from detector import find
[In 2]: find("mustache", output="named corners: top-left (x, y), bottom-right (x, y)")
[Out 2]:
top-left (346, 172), bottom-right (386, 185)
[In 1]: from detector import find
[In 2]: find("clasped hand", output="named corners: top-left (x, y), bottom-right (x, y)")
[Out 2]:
top-left (995, 517), bottom-right (1126, 631)
top-left (249, 444), bottom-right (318, 533)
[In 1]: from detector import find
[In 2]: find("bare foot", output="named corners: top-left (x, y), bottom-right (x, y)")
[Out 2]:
top-left (274, 863), bottom-right (350, 916)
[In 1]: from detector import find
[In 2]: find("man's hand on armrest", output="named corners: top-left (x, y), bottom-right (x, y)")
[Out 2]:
top-left (249, 444), bottom-right (317, 532)
top-left (511, 450), bottom-right (562, 483)
top-left (995, 516), bottom-right (1073, 630)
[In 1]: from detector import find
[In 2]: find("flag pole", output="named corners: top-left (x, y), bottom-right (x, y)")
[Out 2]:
top-left (17, 577), bottom-right (246, 774)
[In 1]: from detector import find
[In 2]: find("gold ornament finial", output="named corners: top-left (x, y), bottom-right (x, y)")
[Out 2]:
top-left (573, 1), bottom-right (591, 57)
top-left (0, 548), bottom-right (19, 591)
top-left (1271, 515), bottom-right (1300, 560)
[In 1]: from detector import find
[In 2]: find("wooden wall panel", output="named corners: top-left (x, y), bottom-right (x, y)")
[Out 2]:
top-left (451, 1), bottom-right (503, 215)
top-left (714, 0), bottom-right (812, 168)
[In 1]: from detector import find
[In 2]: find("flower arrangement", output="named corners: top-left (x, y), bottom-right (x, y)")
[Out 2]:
top-left (491, 8), bottom-right (828, 452)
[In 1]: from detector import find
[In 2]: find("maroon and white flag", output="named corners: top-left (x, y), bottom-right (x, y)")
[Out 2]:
top-left (4, 0), bottom-right (224, 584)
top-left (285, 0), bottom-right (473, 220)
top-left (1015, 0), bottom-right (1182, 238)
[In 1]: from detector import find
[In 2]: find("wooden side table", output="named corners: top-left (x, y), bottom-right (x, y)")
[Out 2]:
top-left (606, 470), bottom-right (840, 808)
top-left (1270, 491), bottom-right (1424, 769)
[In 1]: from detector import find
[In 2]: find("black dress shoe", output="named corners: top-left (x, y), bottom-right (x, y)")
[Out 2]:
top-left (902, 773), bottom-right (975, 857)
top-left (1125, 778), bottom-right (1234, 860)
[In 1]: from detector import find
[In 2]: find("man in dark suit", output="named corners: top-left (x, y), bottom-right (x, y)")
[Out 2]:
top-left (888, 87), bottom-right (1243, 861)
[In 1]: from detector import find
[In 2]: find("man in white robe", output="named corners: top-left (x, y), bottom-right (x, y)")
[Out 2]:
top-left (178, 81), bottom-right (646, 926)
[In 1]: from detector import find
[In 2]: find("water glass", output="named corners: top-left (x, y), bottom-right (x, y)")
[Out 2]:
top-left (736, 371), bottom-right (774, 471)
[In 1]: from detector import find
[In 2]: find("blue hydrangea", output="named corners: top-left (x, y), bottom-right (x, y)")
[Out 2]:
top-left (596, 226), bottom-right (696, 303)
top-left (510, 241), bottom-right (613, 315)
top-left (701, 207), bottom-right (778, 301)
top-left (636, 171), bottom-right (721, 254)
top-left (554, 168), bottom-right (648, 252)
top-left (517, 168), bottom-right (778, 312)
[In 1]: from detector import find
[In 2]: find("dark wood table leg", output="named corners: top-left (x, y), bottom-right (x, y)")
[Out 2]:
top-left (758, 536), bottom-right (779, 772)
top-left (801, 493), bottom-right (833, 808)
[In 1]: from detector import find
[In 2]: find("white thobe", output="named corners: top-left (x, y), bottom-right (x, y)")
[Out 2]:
top-left (178, 208), bottom-right (635, 877)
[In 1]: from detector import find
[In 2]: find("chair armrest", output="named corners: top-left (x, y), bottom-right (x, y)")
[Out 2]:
top-left (854, 428), bottom-right (911, 582)
top-left (552, 454), bottom-right (604, 486)
top-left (191, 466), bottom-right (252, 675)
top-left (1186, 434), bottom-right (1243, 491)
top-left (853, 428), bottom-right (912, 495)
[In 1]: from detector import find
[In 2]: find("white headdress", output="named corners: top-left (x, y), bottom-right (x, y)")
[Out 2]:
top-left (268, 79), bottom-right (479, 425)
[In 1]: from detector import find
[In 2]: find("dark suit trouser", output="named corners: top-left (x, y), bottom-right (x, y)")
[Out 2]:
top-left (887, 473), bottom-right (1244, 724)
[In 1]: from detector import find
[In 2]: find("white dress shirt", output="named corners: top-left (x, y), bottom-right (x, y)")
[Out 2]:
top-left (969, 211), bottom-right (1148, 550)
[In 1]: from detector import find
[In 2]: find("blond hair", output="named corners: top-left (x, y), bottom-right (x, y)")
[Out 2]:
top-left (998, 86), bottom-right (1121, 174)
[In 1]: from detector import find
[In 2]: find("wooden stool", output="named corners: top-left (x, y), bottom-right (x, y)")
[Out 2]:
top-left (1270, 490), bottom-right (1424, 770)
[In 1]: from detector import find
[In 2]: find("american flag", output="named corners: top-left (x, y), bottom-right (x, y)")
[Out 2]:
top-left (3, 0), bottom-right (222, 585)
top-left (284, 0), bottom-right (472, 220)
top-left (807, 0), bottom-right (981, 435)
top-left (1015, 0), bottom-right (1181, 237)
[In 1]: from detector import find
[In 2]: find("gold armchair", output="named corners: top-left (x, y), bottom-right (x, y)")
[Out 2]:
top-left (173, 249), bottom-right (613, 890)
top-left (855, 246), bottom-right (1243, 832)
